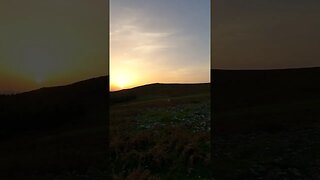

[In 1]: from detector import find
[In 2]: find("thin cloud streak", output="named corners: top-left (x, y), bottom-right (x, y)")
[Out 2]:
top-left (110, 2), bottom-right (210, 90)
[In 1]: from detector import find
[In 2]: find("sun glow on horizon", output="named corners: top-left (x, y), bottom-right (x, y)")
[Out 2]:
top-left (110, 0), bottom-right (210, 92)
top-left (110, 69), bottom-right (138, 91)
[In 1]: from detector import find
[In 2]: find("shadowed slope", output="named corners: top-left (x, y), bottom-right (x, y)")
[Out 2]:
top-left (212, 67), bottom-right (320, 179)
top-left (213, 67), bottom-right (320, 112)
top-left (110, 83), bottom-right (210, 105)
top-left (0, 76), bottom-right (109, 178)
top-left (0, 76), bottom-right (108, 138)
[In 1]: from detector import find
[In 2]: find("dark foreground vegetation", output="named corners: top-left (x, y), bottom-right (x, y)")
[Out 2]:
top-left (212, 67), bottom-right (320, 179)
top-left (0, 78), bottom-right (211, 179)
top-left (0, 76), bottom-right (109, 179)
top-left (110, 83), bottom-right (211, 179)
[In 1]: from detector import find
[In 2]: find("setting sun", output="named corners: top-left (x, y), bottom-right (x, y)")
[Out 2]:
top-left (110, 0), bottom-right (210, 92)
top-left (114, 75), bottom-right (130, 89)
top-left (110, 69), bottom-right (137, 91)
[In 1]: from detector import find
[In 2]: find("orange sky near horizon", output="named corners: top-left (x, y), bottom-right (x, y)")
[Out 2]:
top-left (110, 0), bottom-right (210, 91)
top-left (0, 0), bottom-right (108, 93)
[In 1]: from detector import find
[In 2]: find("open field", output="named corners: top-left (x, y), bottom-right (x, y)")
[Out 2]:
top-left (110, 83), bottom-right (211, 179)
top-left (0, 79), bottom-right (211, 179)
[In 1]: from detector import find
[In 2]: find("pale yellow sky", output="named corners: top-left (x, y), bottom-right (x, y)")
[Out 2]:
top-left (110, 0), bottom-right (210, 91)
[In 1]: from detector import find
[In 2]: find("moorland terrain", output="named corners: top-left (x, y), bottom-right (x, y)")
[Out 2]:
top-left (0, 76), bottom-right (109, 179)
top-left (212, 67), bottom-right (320, 179)
top-left (0, 77), bottom-right (211, 179)
top-left (110, 83), bottom-right (211, 179)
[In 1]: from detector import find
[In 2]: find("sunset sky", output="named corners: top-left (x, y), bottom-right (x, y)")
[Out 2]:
top-left (110, 0), bottom-right (210, 91)
top-left (0, 0), bottom-right (108, 93)
top-left (213, 0), bottom-right (320, 69)
top-left (3, 1), bottom-right (317, 93)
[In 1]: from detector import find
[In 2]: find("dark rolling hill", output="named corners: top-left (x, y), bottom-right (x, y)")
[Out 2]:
top-left (110, 82), bottom-right (210, 105)
top-left (212, 67), bottom-right (320, 133)
top-left (212, 67), bottom-right (320, 179)
top-left (0, 76), bottom-right (108, 138)
top-left (0, 76), bottom-right (109, 178)
top-left (213, 67), bottom-right (320, 111)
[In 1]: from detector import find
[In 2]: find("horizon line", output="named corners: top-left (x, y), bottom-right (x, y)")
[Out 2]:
top-left (0, 77), bottom-right (210, 95)
top-left (211, 66), bottom-right (320, 71)
top-left (0, 75), bottom-right (108, 95)
top-left (3, 66), bottom-right (320, 95)
top-left (110, 81), bottom-right (211, 92)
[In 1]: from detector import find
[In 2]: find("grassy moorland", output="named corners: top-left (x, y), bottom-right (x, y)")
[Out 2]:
top-left (212, 68), bottom-right (320, 179)
top-left (110, 83), bottom-right (211, 179)
top-left (0, 77), bottom-right (109, 179)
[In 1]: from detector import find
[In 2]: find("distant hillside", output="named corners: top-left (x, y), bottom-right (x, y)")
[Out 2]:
top-left (110, 83), bottom-right (210, 104)
top-left (213, 67), bottom-right (320, 86)
top-left (212, 67), bottom-right (320, 133)
top-left (212, 67), bottom-right (320, 111)
top-left (0, 76), bottom-right (108, 138)
top-left (21, 76), bottom-right (107, 96)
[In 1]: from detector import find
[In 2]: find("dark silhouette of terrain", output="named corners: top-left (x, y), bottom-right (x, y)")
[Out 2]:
top-left (109, 82), bottom-right (211, 179)
top-left (110, 82), bottom-right (209, 105)
top-left (213, 67), bottom-right (320, 110)
top-left (0, 76), bottom-right (108, 138)
top-left (0, 76), bottom-right (109, 179)
top-left (213, 67), bottom-right (320, 133)
top-left (212, 67), bottom-right (320, 179)
top-left (0, 77), bottom-right (210, 179)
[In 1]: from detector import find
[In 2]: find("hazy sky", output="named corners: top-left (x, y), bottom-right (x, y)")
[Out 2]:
top-left (110, 0), bottom-right (210, 91)
top-left (0, 0), bottom-right (108, 93)
top-left (213, 0), bottom-right (320, 69)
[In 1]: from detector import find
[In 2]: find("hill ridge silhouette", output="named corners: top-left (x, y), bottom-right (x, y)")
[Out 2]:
top-left (212, 66), bottom-right (320, 71)
top-left (212, 67), bottom-right (320, 117)
top-left (19, 76), bottom-right (108, 95)
top-left (0, 76), bottom-right (108, 137)
top-left (112, 82), bottom-right (210, 92)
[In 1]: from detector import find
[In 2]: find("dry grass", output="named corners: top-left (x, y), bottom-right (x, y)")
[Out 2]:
top-left (110, 94), bottom-right (211, 179)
